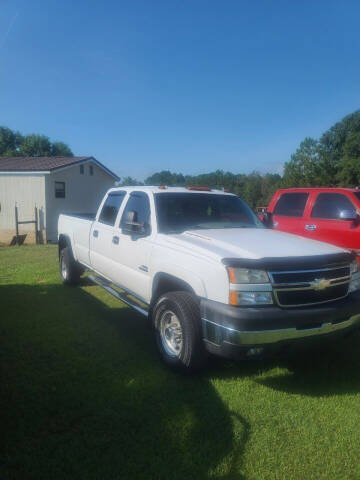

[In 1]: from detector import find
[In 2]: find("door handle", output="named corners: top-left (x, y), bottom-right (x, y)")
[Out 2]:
top-left (93, 229), bottom-right (99, 238)
top-left (305, 224), bottom-right (317, 231)
top-left (112, 235), bottom-right (119, 245)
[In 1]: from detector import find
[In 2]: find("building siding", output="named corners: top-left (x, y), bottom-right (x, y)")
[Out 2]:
top-left (0, 160), bottom-right (116, 245)
top-left (0, 174), bottom-right (46, 244)
top-left (45, 161), bottom-right (115, 242)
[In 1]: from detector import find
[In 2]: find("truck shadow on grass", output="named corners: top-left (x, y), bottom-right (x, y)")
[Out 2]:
top-left (0, 283), bottom-right (249, 480)
top-left (211, 333), bottom-right (360, 398)
top-left (253, 335), bottom-right (360, 397)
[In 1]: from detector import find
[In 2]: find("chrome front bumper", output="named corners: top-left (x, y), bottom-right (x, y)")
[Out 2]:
top-left (202, 314), bottom-right (360, 347)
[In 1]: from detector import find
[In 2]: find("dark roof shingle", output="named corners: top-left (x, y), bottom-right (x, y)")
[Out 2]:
top-left (0, 156), bottom-right (90, 171)
top-left (0, 156), bottom-right (119, 180)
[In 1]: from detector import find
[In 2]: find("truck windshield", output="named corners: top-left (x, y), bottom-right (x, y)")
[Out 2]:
top-left (154, 193), bottom-right (263, 233)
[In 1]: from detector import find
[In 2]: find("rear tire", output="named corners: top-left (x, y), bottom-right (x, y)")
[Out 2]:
top-left (153, 291), bottom-right (208, 372)
top-left (59, 247), bottom-right (82, 285)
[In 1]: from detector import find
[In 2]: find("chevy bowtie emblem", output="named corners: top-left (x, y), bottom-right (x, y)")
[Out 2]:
top-left (310, 278), bottom-right (332, 291)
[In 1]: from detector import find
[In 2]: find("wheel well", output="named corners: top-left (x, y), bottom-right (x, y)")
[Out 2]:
top-left (58, 235), bottom-right (70, 259)
top-left (151, 273), bottom-right (195, 306)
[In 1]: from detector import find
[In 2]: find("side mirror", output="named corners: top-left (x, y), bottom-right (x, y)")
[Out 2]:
top-left (123, 210), bottom-right (149, 235)
top-left (339, 209), bottom-right (358, 221)
top-left (261, 211), bottom-right (273, 228)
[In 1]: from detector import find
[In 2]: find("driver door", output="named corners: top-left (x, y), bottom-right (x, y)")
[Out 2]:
top-left (271, 192), bottom-right (309, 236)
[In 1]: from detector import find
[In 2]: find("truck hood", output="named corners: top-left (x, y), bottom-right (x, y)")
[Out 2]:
top-left (162, 228), bottom-right (346, 261)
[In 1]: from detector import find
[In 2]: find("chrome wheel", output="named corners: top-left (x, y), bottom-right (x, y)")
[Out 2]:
top-left (61, 255), bottom-right (68, 280)
top-left (159, 310), bottom-right (183, 357)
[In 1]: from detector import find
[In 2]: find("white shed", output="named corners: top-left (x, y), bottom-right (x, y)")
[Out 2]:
top-left (0, 156), bottom-right (119, 244)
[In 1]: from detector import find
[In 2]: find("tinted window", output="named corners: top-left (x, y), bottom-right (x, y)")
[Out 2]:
top-left (154, 193), bottom-right (262, 233)
top-left (273, 193), bottom-right (309, 217)
top-left (89, 165), bottom-right (94, 176)
top-left (98, 192), bottom-right (126, 226)
top-left (311, 193), bottom-right (356, 219)
top-left (55, 182), bottom-right (65, 198)
top-left (80, 165), bottom-right (84, 174)
top-left (120, 192), bottom-right (151, 228)
top-left (353, 191), bottom-right (360, 202)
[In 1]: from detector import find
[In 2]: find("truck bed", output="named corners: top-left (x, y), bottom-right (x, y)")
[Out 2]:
top-left (58, 213), bottom-right (95, 266)
top-left (64, 213), bottom-right (96, 220)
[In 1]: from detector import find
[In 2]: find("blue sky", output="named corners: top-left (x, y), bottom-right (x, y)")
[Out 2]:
top-left (1, 0), bottom-right (360, 181)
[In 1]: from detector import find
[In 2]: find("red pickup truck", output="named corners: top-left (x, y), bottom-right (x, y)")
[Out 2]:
top-left (264, 188), bottom-right (360, 257)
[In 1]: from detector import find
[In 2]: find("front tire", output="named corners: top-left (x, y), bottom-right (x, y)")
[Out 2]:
top-left (153, 291), bottom-right (208, 372)
top-left (59, 247), bottom-right (82, 285)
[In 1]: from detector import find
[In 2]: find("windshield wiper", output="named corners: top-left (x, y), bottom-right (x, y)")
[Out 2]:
top-left (224, 225), bottom-right (255, 228)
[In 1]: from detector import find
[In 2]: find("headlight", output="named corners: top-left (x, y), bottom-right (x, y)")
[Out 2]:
top-left (230, 291), bottom-right (273, 306)
top-left (227, 267), bottom-right (272, 305)
top-left (349, 278), bottom-right (360, 293)
top-left (227, 267), bottom-right (269, 284)
top-left (350, 258), bottom-right (360, 292)
top-left (350, 259), bottom-right (359, 275)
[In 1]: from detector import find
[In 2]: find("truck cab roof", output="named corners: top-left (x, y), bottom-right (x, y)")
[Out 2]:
top-left (275, 187), bottom-right (360, 194)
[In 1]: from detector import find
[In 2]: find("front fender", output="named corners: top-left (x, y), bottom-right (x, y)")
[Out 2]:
top-left (152, 262), bottom-right (207, 299)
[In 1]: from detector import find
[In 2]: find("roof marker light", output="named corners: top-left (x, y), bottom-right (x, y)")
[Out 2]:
top-left (187, 186), bottom-right (212, 191)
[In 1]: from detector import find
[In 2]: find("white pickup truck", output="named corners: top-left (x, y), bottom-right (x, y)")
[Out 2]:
top-left (58, 186), bottom-right (360, 371)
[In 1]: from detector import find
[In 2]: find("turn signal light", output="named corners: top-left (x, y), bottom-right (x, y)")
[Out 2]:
top-left (230, 291), bottom-right (238, 306)
top-left (230, 290), bottom-right (273, 306)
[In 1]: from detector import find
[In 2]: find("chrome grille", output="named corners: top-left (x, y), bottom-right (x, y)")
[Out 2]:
top-left (269, 265), bottom-right (351, 307)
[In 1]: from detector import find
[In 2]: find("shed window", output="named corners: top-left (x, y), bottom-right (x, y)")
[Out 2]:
top-left (55, 182), bottom-right (65, 198)
top-left (89, 165), bottom-right (94, 176)
top-left (80, 165), bottom-right (84, 174)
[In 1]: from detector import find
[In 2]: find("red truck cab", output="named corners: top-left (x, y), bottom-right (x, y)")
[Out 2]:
top-left (265, 188), bottom-right (360, 256)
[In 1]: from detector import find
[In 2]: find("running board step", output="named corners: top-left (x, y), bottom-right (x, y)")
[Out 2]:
top-left (88, 275), bottom-right (149, 317)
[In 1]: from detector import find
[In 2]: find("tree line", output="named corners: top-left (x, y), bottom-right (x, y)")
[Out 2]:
top-left (118, 171), bottom-right (282, 209)
top-left (0, 126), bottom-right (73, 157)
top-left (282, 110), bottom-right (360, 188)
top-left (2, 109), bottom-right (360, 208)
top-left (118, 109), bottom-right (360, 208)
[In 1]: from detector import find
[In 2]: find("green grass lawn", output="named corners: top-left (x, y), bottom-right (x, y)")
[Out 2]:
top-left (1, 245), bottom-right (360, 480)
